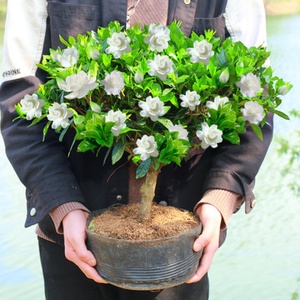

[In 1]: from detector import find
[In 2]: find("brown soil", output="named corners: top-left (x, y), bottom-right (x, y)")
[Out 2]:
top-left (88, 203), bottom-right (200, 240)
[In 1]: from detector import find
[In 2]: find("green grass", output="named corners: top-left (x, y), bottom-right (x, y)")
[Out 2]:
top-left (0, 0), bottom-right (6, 29)
top-left (0, 0), bottom-right (6, 13)
top-left (264, 0), bottom-right (300, 14)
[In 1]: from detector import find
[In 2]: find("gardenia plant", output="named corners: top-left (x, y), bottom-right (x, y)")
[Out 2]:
top-left (16, 21), bottom-right (291, 218)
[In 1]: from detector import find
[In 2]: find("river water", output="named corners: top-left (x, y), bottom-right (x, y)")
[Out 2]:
top-left (0, 14), bottom-right (300, 300)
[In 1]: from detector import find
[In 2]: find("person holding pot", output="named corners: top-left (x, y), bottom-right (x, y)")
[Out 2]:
top-left (0, 0), bottom-right (271, 299)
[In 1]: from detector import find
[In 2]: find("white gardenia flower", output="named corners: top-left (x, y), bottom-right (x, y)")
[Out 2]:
top-left (147, 54), bottom-right (173, 80)
top-left (52, 48), bottom-right (79, 68)
top-left (57, 71), bottom-right (98, 99)
top-left (187, 40), bottom-right (214, 65)
top-left (206, 96), bottom-right (229, 110)
top-left (133, 135), bottom-right (159, 161)
top-left (236, 72), bottom-right (261, 98)
top-left (196, 122), bottom-right (223, 149)
top-left (106, 110), bottom-right (127, 136)
top-left (47, 102), bottom-right (74, 129)
top-left (105, 32), bottom-right (131, 59)
top-left (168, 124), bottom-right (189, 141)
top-left (100, 70), bottom-right (125, 96)
top-left (139, 96), bottom-right (166, 121)
top-left (144, 23), bottom-right (170, 52)
top-left (20, 94), bottom-right (45, 120)
top-left (180, 90), bottom-right (201, 111)
top-left (241, 101), bottom-right (264, 124)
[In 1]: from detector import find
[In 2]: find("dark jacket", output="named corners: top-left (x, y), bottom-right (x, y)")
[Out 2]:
top-left (0, 0), bottom-right (273, 244)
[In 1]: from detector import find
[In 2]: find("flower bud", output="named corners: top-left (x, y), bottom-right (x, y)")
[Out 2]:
top-left (219, 68), bottom-right (229, 83)
top-left (134, 71), bottom-right (144, 84)
top-left (90, 49), bottom-right (100, 60)
top-left (278, 83), bottom-right (292, 95)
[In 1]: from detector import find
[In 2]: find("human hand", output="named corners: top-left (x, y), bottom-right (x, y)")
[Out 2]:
top-left (62, 209), bottom-right (108, 284)
top-left (186, 203), bottom-right (222, 283)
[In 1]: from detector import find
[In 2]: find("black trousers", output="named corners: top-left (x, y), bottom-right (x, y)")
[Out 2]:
top-left (38, 238), bottom-right (209, 300)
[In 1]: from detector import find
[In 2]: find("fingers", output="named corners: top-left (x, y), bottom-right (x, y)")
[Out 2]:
top-left (62, 209), bottom-right (108, 284)
top-left (186, 204), bottom-right (222, 284)
top-left (64, 232), bottom-right (96, 266)
top-left (186, 239), bottom-right (218, 283)
top-left (64, 238), bottom-right (107, 283)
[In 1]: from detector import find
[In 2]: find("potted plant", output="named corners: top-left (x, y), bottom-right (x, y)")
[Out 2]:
top-left (16, 21), bottom-right (291, 289)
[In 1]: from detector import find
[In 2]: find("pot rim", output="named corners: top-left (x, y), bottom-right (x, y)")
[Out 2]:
top-left (86, 207), bottom-right (202, 243)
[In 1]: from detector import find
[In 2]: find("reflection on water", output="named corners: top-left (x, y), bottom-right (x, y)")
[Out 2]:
top-left (0, 14), bottom-right (300, 300)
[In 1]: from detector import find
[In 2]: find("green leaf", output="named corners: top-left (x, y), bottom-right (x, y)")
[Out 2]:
top-left (68, 35), bottom-right (76, 45)
top-left (42, 121), bottom-right (52, 140)
top-left (158, 134), bottom-right (189, 166)
top-left (271, 109), bottom-right (290, 120)
top-left (88, 221), bottom-right (95, 231)
top-left (90, 101), bottom-right (101, 113)
top-left (59, 124), bottom-right (71, 142)
top-left (222, 131), bottom-right (240, 145)
top-left (73, 115), bottom-right (86, 125)
top-left (14, 104), bottom-right (25, 119)
top-left (216, 49), bottom-right (228, 67)
top-left (157, 118), bottom-right (173, 129)
top-left (103, 147), bottom-right (112, 165)
top-left (176, 75), bottom-right (190, 84)
top-left (85, 114), bottom-right (115, 147)
top-left (112, 141), bottom-right (126, 164)
top-left (136, 158), bottom-right (151, 179)
top-left (154, 133), bottom-right (166, 149)
top-left (250, 123), bottom-right (263, 141)
top-left (77, 140), bottom-right (97, 152)
top-left (132, 156), bottom-right (140, 164)
top-left (59, 35), bottom-right (70, 47)
top-left (101, 53), bottom-right (112, 68)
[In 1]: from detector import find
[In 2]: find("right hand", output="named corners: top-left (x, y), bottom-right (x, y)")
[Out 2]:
top-left (62, 209), bottom-right (108, 283)
top-left (186, 203), bottom-right (222, 283)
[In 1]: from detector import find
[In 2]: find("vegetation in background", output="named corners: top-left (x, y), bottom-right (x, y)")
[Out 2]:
top-left (264, 0), bottom-right (300, 14)
top-left (0, 0), bottom-right (6, 29)
top-left (0, 0), bottom-right (300, 27)
top-left (291, 277), bottom-right (300, 300)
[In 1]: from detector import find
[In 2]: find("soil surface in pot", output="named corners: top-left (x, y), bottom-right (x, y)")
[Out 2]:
top-left (89, 203), bottom-right (200, 240)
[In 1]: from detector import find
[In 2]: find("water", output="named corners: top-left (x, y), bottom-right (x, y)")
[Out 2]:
top-left (0, 14), bottom-right (300, 300)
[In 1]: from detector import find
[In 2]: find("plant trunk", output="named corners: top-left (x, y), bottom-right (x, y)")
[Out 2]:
top-left (139, 167), bottom-right (160, 220)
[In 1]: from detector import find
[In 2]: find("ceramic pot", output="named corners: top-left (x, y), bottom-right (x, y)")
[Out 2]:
top-left (86, 209), bottom-right (203, 291)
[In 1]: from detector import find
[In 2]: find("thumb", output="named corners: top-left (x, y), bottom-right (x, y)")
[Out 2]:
top-left (193, 220), bottom-right (217, 252)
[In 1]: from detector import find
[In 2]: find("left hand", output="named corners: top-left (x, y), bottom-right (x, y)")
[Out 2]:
top-left (186, 203), bottom-right (222, 283)
top-left (62, 209), bottom-right (108, 283)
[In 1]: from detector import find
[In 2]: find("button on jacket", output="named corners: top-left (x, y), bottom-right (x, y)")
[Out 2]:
top-left (0, 0), bottom-right (272, 244)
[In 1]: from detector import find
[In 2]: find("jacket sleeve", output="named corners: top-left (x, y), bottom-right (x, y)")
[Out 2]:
top-left (201, 114), bottom-right (273, 212)
top-left (0, 0), bottom-right (86, 228)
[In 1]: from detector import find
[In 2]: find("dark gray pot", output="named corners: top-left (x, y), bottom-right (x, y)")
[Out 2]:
top-left (86, 209), bottom-right (203, 291)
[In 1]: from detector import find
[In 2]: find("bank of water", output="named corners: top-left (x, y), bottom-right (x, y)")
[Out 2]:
top-left (0, 14), bottom-right (300, 300)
